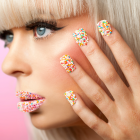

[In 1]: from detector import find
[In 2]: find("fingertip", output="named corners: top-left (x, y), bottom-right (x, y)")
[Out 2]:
top-left (64, 90), bottom-right (78, 106)
top-left (97, 20), bottom-right (113, 37)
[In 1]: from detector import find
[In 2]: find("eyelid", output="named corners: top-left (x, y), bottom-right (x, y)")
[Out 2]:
top-left (0, 20), bottom-right (65, 48)
top-left (25, 21), bottom-right (64, 40)
top-left (0, 30), bottom-right (13, 40)
top-left (0, 31), bottom-right (13, 48)
top-left (25, 21), bottom-right (64, 31)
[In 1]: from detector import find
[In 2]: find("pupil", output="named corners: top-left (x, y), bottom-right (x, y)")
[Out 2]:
top-left (6, 34), bottom-right (13, 42)
top-left (37, 27), bottom-right (45, 36)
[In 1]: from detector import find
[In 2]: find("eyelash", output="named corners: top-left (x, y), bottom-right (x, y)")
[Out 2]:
top-left (25, 21), bottom-right (63, 41)
top-left (0, 21), bottom-right (64, 48)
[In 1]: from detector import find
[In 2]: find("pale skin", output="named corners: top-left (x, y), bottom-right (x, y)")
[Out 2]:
top-left (1, 12), bottom-right (140, 140)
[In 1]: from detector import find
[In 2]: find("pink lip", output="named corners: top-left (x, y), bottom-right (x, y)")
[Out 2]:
top-left (16, 90), bottom-right (46, 113)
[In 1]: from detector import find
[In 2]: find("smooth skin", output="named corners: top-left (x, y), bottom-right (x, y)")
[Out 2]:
top-left (66, 24), bottom-right (140, 140)
top-left (1, 12), bottom-right (140, 140)
top-left (1, 14), bottom-right (107, 140)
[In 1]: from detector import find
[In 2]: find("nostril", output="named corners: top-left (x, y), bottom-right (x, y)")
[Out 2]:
top-left (12, 71), bottom-right (24, 76)
top-left (13, 71), bottom-right (24, 74)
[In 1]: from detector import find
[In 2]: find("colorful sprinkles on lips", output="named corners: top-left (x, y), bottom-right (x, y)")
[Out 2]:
top-left (97, 20), bottom-right (112, 36)
top-left (17, 99), bottom-right (45, 112)
top-left (16, 90), bottom-right (44, 100)
top-left (73, 28), bottom-right (89, 47)
top-left (16, 90), bottom-right (46, 112)
top-left (64, 90), bottom-right (77, 106)
top-left (60, 54), bottom-right (76, 73)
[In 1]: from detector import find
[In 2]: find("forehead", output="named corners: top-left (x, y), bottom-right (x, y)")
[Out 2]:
top-left (0, 0), bottom-right (87, 32)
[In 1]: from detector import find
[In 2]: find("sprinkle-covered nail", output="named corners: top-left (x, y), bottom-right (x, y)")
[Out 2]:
top-left (60, 54), bottom-right (76, 73)
top-left (97, 20), bottom-right (112, 36)
top-left (17, 99), bottom-right (46, 112)
top-left (73, 28), bottom-right (89, 46)
top-left (64, 90), bottom-right (77, 106)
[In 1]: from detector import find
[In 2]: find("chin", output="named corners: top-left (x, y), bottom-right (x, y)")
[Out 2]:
top-left (29, 113), bottom-right (62, 130)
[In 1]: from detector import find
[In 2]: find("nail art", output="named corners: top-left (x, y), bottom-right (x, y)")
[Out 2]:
top-left (64, 90), bottom-right (77, 106)
top-left (17, 99), bottom-right (46, 112)
top-left (97, 20), bottom-right (112, 36)
top-left (73, 28), bottom-right (89, 47)
top-left (60, 54), bottom-right (76, 73)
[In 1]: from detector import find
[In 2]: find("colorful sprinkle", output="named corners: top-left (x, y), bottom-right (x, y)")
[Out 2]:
top-left (97, 20), bottom-right (112, 36)
top-left (16, 90), bottom-right (44, 100)
top-left (17, 99), bottom-right (46, 112)
top-left (60, 54), bottom-right (76, 73)
top-left (72, 28), bottom-right (89, 47)
top-left (64, 90), bottom-right (77, 106)
top-left (16, 90), bottom-right (46, 113)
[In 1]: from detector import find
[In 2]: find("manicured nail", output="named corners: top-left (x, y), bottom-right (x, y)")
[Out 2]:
top-left (60, 54), bottom-right (76, 73)
top-left (97, 20), bottom-right (112, 36)
top-left (64, 90), bottom-right (77, 106)
top-left (73, 28), bottom-right (89, 47)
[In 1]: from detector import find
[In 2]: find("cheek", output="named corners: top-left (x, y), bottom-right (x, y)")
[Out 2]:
top-left (37, 30), bottom-right (97, 93)
top-left (44, 42), bottom-right (82, 88)
top-left (40, 33), bottom-right (95, 88)
top-left (37, 36), bottom-right (86, 92)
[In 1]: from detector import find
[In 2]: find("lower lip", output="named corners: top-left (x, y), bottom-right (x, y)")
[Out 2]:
top-left (17, 99), bottom-right (46, 113)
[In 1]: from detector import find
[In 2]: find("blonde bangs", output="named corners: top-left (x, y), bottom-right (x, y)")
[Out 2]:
top-left (0, 0), bottom-right (94, 32)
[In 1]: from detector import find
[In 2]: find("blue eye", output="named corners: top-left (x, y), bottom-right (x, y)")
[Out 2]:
top-left (0, 20), bottom-right (64, 48)
top-left (25, 21), bottom-right (64, 40)
top-left (6, 34), bottom-right (13, 43)
top-left (36, 27), bottom-right (46, 35)
top-left (34, 27), bottom-right (52, 39)
top-left (0, 31), bottom-right (13, 48)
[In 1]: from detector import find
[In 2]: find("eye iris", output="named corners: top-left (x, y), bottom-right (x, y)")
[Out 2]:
top-left (6, 34), bottom-right (13, 42)
top-left (37, 27), bottom-right (46, 36)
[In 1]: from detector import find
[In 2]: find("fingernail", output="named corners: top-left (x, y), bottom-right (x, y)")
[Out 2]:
top-left (64, 90), bottom-right (77, 106)
top-left (73, 28), bottom-right (89, 47)
top-left (97, 20), bottom-right (112, 36)
top-left (60, 54), bottom-right (76, 73)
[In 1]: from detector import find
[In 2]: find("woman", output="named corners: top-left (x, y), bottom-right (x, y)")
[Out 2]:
top-left (0, 0), bottom-right (140, 139)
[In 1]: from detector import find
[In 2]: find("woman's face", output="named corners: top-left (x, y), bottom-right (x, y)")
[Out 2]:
top-left (1, 13), bottom-right (108, 129)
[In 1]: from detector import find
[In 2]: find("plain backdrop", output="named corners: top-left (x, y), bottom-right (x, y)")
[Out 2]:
top-left (0, 40), bottom-right (30, 140)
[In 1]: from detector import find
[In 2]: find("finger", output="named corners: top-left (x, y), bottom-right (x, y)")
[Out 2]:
top-left (65, 91), bottom-right (113, 140)
top-left (72, 28), bottom-right (132, 108)
top-left (97, 20), bottom-right (140, 94)
top-left (60, 54), bottom-right (117, 121)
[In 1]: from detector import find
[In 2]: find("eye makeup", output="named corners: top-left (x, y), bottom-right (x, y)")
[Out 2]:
top-left (0, 30), bottom-right (13, 48)
top-left (0, 18), bottom-right (65, 48)
top-left (25, 18), bottom-right (63, 31)
top-left (25, 19), bottom-right (65, 41)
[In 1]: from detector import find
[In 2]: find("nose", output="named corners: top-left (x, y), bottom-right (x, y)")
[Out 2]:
top-left (1, 28), bottom-right (32, 77)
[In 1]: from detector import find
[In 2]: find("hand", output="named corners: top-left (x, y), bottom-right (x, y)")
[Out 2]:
top-left (60, 20), bottom-right (140, 140)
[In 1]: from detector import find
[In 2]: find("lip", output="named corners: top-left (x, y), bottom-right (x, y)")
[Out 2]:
top-left (16, 90), bottom-right (46, 113)
top-left (16, 90), bottom-right (45, 101)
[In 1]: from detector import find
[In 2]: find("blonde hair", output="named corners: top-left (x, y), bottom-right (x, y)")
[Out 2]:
top-left (1, 0), bottom-right (140, 139)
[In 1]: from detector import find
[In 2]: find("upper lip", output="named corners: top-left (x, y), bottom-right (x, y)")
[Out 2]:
top-left (16, 90), bottom-right (45, 101)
